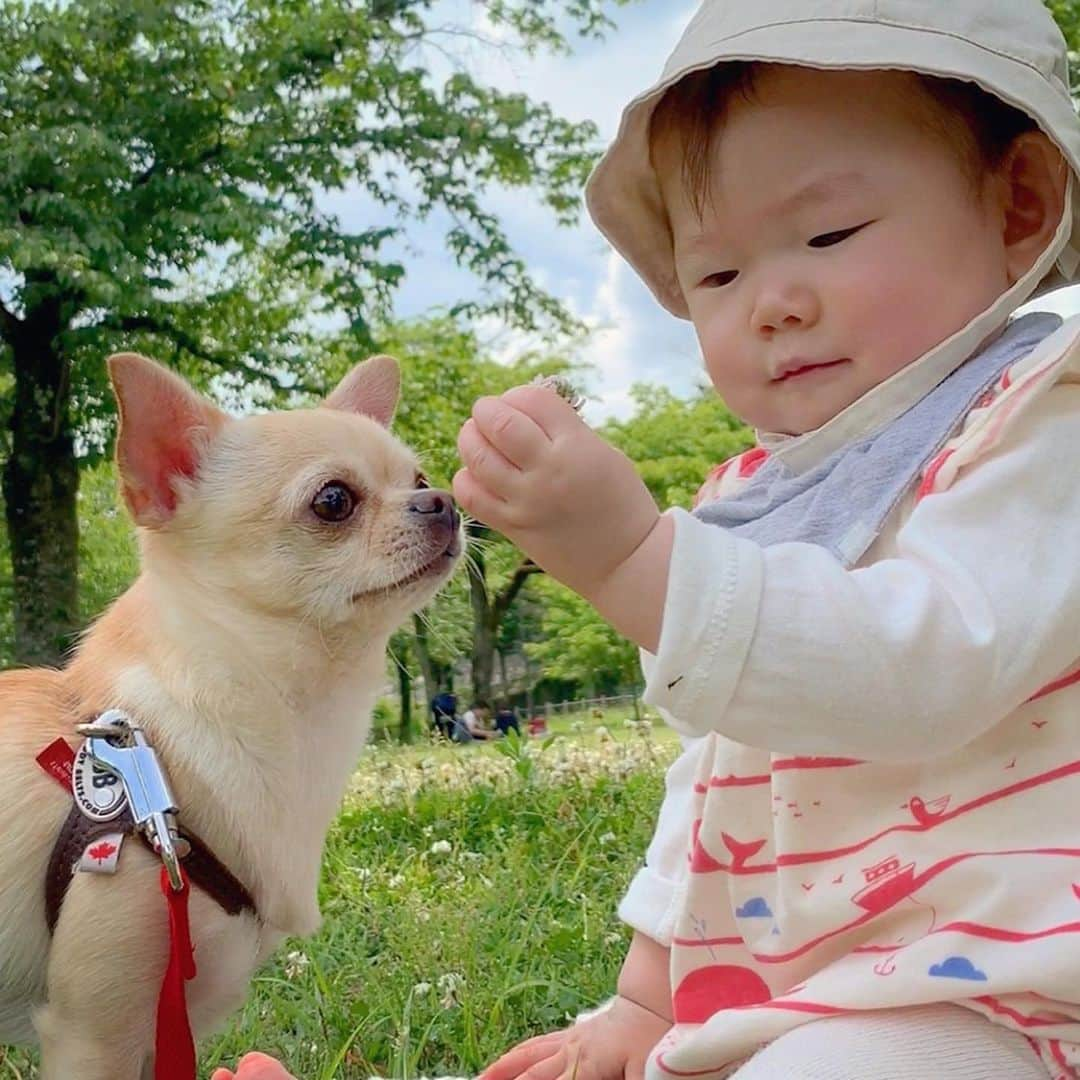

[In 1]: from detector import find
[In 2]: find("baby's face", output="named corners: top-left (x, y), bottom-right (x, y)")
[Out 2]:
top-left (658, 67), bottom-right (1013, 435)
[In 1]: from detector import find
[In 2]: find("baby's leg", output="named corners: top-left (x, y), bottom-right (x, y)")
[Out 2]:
top-left (731, 1003), bottom-right (1045, 1079)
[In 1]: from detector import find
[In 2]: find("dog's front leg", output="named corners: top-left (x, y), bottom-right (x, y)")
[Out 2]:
top-left (33, 853), bottom-right (168, 1080)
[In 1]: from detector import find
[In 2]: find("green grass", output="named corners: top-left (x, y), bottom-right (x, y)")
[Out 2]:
top-left (0, 723), bottom-right (677, 1079)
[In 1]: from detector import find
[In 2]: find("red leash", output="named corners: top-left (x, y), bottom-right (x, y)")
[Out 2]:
top-left (156, 864), bottom-right (198, 1080)
top-left (37, 738), bottom-right (199, 1080)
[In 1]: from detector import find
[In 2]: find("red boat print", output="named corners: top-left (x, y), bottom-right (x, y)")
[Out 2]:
top-left (853, 855), bottom-right (917, 913)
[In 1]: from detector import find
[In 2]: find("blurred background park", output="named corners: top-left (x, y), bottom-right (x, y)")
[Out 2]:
top-left (3, 1), bottom-right (1080, 1076)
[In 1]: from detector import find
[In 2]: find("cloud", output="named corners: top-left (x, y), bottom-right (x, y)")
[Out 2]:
top-left (580, 252), bottom-right (702, 422)
top-left (735, 897), bottom-right (773, 918)
top-left (927, 957), bottom-right (988, 981)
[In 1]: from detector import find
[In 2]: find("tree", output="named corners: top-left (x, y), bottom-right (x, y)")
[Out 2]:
top-left (603, 384), bottom-right (753, 510)
top-left (526, 576), bottom-right (640, 693)
top-left (0, 0), bottom-right (630, 664)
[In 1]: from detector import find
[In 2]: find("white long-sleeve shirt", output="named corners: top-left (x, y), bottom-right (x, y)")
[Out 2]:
top-left (626, 317), bottom-right (1080, 1078)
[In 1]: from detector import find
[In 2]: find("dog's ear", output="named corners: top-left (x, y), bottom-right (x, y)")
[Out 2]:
top-left (107, 353), bottom-right (228, 528)
top-left (323, 354), bottom-right (400, 428)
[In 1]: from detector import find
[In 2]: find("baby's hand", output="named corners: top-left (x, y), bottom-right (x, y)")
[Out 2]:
top-left (454, 385), bottom-right (661, 601)
top-left (210, 1051), bottom-right (297, 1080)
top-left (479, 996), bottom-right (671, 1080)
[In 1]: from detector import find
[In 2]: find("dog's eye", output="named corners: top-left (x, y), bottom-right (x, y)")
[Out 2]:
top-left (312, 482), bottom-right (356, 522)
top-left (415, 472), bottom-right (430, 489)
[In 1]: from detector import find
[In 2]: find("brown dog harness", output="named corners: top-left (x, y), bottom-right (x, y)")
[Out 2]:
top-left (39, 717), bottom-right (257, 934)
top-left (45, 800), bottom-right (257, 933)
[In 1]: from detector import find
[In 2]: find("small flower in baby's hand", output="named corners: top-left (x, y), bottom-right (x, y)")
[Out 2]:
top-left (531, 373), bottom-right (585, 413)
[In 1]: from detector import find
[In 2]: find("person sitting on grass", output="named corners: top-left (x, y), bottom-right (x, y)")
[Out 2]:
top-left (453, 699), bottom-right (497, 742)
top-left (494, 700), bottom-right (521, 737)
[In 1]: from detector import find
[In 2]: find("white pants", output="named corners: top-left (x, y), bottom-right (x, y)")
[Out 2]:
top-left (729, 1004), bottom-right (1047, 1079)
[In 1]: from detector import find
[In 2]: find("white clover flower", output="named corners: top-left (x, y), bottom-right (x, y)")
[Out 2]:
top-left (284, 951), bottom-right (310, 979)
top-left (429, 839), bottom-right (452, 855)
top-left (599, 832), bottom-right (616, 845)
top-left (353, 866), bottom-right (373, 882)
top-left (413, 981), bottom-right (433, 996)
top-left (438, 971), bottom-right (465, 1008)
top-left (388, 873), bottom-right (405, 888)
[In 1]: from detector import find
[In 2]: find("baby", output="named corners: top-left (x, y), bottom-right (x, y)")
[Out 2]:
top-left (216, 1), bottom-right (1080, 1078)
top-left (456, 2), bottom-right (1080, 1079)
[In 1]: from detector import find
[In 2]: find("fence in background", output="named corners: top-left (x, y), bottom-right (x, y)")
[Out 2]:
top-left (539, 693), bottom-right (641, 720)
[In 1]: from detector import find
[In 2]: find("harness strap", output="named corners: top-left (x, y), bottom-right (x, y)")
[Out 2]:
top-left (45, 801), bottom-right (257, 934)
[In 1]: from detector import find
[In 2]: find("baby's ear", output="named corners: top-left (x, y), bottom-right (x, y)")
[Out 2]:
top-left (323, 354), bottom-right (400, 428)
top-left (107, 353), bottom-right (228, 528)
top-left (999, 131), bottom-right (1069, 284)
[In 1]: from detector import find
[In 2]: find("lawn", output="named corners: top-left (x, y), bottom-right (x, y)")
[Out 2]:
top-left (0, 712), bottom-right (679, 1079)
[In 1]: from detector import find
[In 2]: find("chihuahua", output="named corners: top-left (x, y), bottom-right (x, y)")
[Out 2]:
top-left (0, 352), bottom-right (461, 1078)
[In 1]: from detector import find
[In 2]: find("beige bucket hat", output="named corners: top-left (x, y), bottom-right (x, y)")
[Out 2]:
top-left (585, 0), bottom-right (1080, 320)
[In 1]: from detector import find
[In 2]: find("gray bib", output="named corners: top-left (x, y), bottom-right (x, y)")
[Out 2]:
top-left (694, 312), bottom-right (1062, 566)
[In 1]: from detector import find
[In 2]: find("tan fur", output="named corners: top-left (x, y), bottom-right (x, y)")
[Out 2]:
top-left (0, 353), bottom-right (460, 1078)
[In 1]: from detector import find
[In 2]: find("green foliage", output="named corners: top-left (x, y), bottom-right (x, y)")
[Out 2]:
top-left (76, 462), bottom-right (138, 622)
top-left (0, 460), bottom-right (136, 668)
top-left (527, 577), bottom-right (640, 690)
top-left (492, 725), bottom-right (560, 783)
top-left (603, 385), bottom-right (753, 512)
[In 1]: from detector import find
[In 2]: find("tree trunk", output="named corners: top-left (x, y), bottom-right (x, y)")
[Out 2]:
top-left (412, 612), bottom-right (439, 720)
top-left (465, 524), bottom-right (543, 704)
top-left (2, 307), bottom-right (79, 668)
top-left (497, 648), bottom-right (508, 701)
top-left (396, 636), bottom-right (414, 743)
top-left (467, 542), bottom-right (496, 704)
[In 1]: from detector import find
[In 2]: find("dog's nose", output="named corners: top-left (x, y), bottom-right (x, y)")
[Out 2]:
top-left (407, 488), bottom-right (460, 532)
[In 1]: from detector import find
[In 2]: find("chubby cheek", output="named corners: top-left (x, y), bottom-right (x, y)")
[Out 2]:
top-left (832, 256), bottom-right (929, 383)
top-left (841, 229), bottom-right (1003, 384)
top-left (695, 315), bottom-right (767, 425)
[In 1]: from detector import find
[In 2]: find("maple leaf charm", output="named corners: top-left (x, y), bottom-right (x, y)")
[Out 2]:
top-left (89, 841), bottom-right (118, 863)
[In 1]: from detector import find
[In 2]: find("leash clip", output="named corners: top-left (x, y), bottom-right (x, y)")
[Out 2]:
top-left (77, 709), bottom-right (189, 891)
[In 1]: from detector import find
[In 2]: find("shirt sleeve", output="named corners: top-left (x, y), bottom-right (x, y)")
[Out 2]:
top-left (617, 734), bottom-right (705, 944)
top-left (642, 383), bottom-right (1080, 762)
